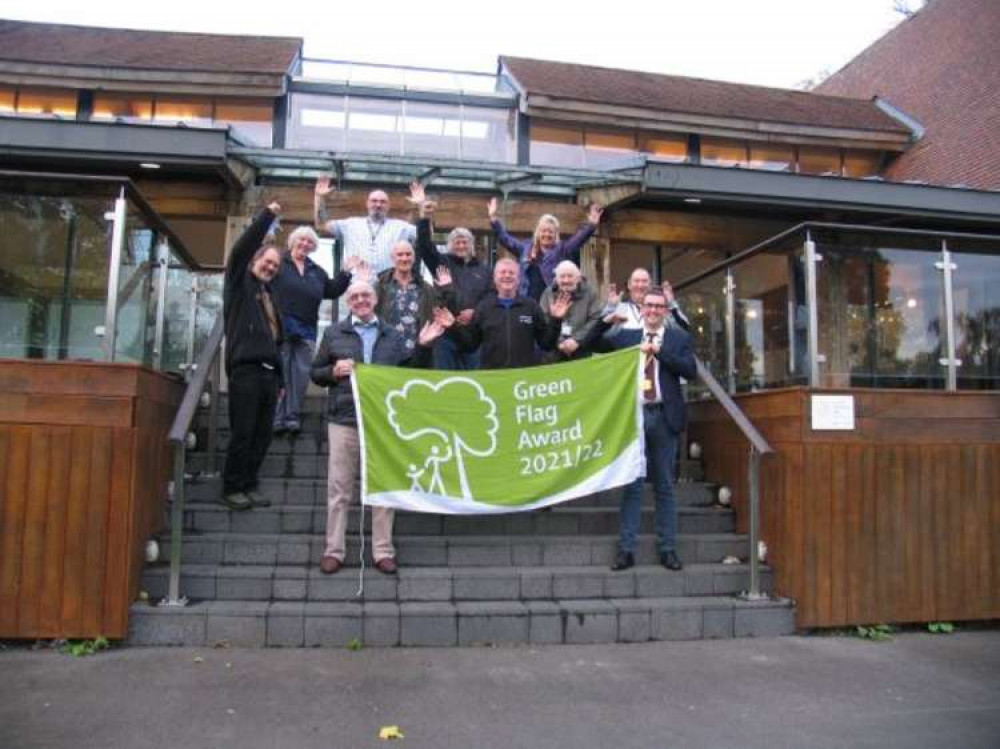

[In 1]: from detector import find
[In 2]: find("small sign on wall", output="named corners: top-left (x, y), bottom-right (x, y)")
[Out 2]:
top-left (811, 394), bottom-right (855, 431)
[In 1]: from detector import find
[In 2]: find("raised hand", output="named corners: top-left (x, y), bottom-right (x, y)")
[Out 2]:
top-left (342, 255), bottom-right (362, 273)
top-left (548, 291), bottom-right (572, 320)
top-left (558, 338), bottom-right (580, 356)
top-left (661, 281), bottom-right (675, 304)
top-left (456, 308), bottom-right (475, 326)
top-left (588, 203), bottom-right (604, 225)
top-left (487, 196), bottom-right (499, 221)
top-left (434, 266), bottom-right (453, 287)
top-left (352, 259), bottom-right (373, 282)
top-left (315, 175), bottom-right (335, 197)
top-left (418, 319), bottom-right (446, 346)
top-left (408, 181), bottom-right (426, 206)
top-left (606, 282), bottom-right (621, 307)
top-left (267, 202), bottom-right (281, 215)
top-left (432, 306), bottom-right (456, 329)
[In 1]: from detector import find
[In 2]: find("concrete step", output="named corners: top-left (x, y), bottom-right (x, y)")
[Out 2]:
top-left (176, 504), bottom-right (735, 542)
top-left (186, 448), bottom-right (707, 483)
top-left (161, 532), bottom-right (748, 568)
top-left (184, 476), bottom-right (717, 508)
top-left (141, 562), bottom-right (773, 604)
top-left (128, 596), bottom-right (795, 647)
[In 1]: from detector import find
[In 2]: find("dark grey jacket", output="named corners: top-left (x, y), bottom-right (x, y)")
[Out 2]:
top-left (310, 318), bottom-right (430, 426)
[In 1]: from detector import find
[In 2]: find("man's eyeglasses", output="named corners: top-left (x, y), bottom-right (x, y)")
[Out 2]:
top-left (643, 302), bottom-right (667, 309)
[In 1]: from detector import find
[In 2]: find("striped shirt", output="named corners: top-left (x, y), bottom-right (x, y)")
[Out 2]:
top-left (329, 217), bottom-right (416, 275)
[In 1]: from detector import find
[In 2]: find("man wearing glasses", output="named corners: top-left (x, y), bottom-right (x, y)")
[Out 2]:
top-left (600, 287), bottom-right (697, 572)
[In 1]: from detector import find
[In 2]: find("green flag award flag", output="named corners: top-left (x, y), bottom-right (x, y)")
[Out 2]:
top-left (352, 346), bottom-right (644, 514)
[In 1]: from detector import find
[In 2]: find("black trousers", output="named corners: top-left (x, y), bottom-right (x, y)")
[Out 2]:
top-left (223, 364), bottom-right (278, 494)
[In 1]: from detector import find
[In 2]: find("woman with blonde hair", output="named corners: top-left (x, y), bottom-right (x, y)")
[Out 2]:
top-left (270, 225), bottom-right (364, 434)
top-left (488, 196), bottom-right (603, 301)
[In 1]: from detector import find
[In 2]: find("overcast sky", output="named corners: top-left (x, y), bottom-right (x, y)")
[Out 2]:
top-left (2, 0), bottom-right (911, 89)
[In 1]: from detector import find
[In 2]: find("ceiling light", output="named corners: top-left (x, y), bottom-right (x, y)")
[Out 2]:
top-left (684, 197), bottom-right (702, 204)
top-left (139, 162), bottom-right (161, 170)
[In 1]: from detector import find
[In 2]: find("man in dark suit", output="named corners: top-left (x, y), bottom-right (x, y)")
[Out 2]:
top-left (602, 288), bottom-right (697, 571)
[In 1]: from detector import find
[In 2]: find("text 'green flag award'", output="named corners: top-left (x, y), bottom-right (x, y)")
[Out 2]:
top-left (353, 347), bottom-right (643, 514)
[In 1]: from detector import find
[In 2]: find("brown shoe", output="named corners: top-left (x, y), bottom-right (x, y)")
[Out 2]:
top-left (319, 555), bottom-right (342, 575)
top-left (374, 557), bottom-right (398, 575)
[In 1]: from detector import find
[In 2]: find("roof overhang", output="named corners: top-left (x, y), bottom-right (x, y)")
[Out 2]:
top-left (522, 95), bottom-right (912, 152)
top-left (230, 146), bottom-right (641, 198)
top-left (0, 116), bottom-right (249, 187)
top-left (0, 60), bottom-right (288, 97)
top-left (644, 161), bottom-right (1000, 224)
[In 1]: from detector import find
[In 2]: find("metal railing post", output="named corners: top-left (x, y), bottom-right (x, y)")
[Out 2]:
top-left (182, 275), bottom-right (201, 382)
top-left (102, 189), bottom-right (128, 361)
top-left (936, 240), bottom-right (960, 391)
top-left (725, 268), bottom-right (736, 394)
top-left (151, 241), bottom-right (169, 370)
top-left (160, 441), bottom-right (189, 607)
top-left (804, 232), bottom-right (822, 388)
top-left (207, 354), bottom-right (222, 476)
top-left (745, 447), bottom-right (763, 600)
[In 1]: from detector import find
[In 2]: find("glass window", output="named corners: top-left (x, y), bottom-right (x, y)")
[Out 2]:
top-left (843, 150), bottom-right (882, 178)
top-left (215, 98), bottom-right (273, 146)
top-left (639, 133), bottom-right (688, 162)
top-left (530, 120), bottom-right (584, 168)
top-left (0, 86), bottom-right (15, 113)
top-left (92, 93), bottom-right (153, 122)
top-left (732, 250), bottom-right (803, 390)
top-left (287, 93), bottom-right (347, 150)
top-left (701, 137), bottom-right (747, 168)
top-left (950, 243), bottom-right (1000, 390)
top-left (677, 271), bottom-right (730, 391)
top-left (0, 189), bottom-right (114, 361)
top-left (584, 127), bottom-right (636, 168)
top-left (798, 146), bottom-right (842, 175)
top-left (460, 105), bottom-right (516, 163)
top-left (749, 143), bottom-right (794, 172)
top-left (346, 97), bottom-right (402, 155)
top-left (16, 87), bottom-right (77, 117)
top-left (153, 96), bottom-right (212, 126)
top-left (814, 230), bottom-right (945, 388)
top-left (401, 101), bottom-right (461, 159)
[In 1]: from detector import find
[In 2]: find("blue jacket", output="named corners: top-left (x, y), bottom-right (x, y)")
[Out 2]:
top-left (604, 325), bottom-right (697, 434)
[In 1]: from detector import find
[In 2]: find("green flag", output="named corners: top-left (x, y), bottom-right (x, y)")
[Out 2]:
top-left (352, 347), bottom-right (643, 513)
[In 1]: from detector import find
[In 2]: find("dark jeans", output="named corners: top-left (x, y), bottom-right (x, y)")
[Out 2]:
top-left (618, 404), bottom-right (679, 555)
top-left (274, 338), bottom-right (314, 430)
top-left (432, 334), bottom-right (480, 370)
top-left (223, 364), bottom-right (278, 494)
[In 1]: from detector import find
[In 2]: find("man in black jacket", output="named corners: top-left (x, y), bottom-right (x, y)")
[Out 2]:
top-left (221, 202), bottom-right (284, 511)
top-left (310, 279), bottom-right (446, 575)
top-left (444, 258), bottom-right (569, 369)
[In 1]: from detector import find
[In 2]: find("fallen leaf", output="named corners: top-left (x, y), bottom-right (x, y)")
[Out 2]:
top-left (378, 725), bottom-right (404, 740)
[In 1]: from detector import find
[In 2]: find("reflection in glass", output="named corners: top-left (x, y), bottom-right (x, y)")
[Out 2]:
top-left (530, 120), bottom-right (584, 168)
top-left (0, 191), bottom-right (112, 361)
top-left (215, 98), bottom-right (274, 147)
top-left (798, 146), bottom-right (842, 175)
top-left (639, 133), bottom-right (688, 162)
top-left (732, 250), bottom-right (804, 390)
top-left (288, 93), bottom-right (347, 150)
top-left (749, 144), bottom-right (794, 172)
top-left (16, 87), bottom-right (77, 117)
top-left (153, 96), bottom-right (212, 126)
top-left (346, 97), bottom-right (402, 154)
top-left (460, 106), bottom-right (516, 163)
top-left (701, 137), bottom-right (747, 168)
top-left (814, 232), bottom-right (945, 388)
top-left (678, 272), bottom-right (729, 395)
top-left (92, 93), bottom-right (154, 122)
top-left (950, 246), bottom-right (1000, 389)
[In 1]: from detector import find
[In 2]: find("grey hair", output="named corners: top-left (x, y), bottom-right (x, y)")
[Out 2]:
top-left (554, 260), bottom-right (581, 277)
top-left (286, 225), bottom-right (320, 252)
top-left (446, 227), bottom-right (475, 257)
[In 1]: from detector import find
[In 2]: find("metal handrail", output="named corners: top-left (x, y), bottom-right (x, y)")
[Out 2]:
top-left (694, 356), bottom-right (773, 600)
top-left (161, 315), bottom-right (225, 607)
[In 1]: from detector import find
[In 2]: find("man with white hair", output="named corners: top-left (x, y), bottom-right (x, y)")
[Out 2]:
top-left (310, 279), bottom-right (448, 575)
top-left (270, 225), bottom-right (361, 434)
top-left (539, 260), bottom-right (603, 361)
top-left (314, 176), bottom-right (418, 275)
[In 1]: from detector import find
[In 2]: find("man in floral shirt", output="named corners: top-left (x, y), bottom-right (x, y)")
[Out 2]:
top-left (374, 240), bottom-right (452, 351)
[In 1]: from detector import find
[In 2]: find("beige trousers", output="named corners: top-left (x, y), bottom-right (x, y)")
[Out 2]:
top-left (325, 423), bottom-right (395, 562)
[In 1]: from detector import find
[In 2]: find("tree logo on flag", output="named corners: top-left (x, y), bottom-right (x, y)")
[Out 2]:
top-left (386, 377), bottom-right (499, 500)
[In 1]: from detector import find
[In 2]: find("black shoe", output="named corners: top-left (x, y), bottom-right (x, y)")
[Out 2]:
top-left (219, 492), bottom-right (252, 511)
top-left (611, 551), bottom-right (635, 571)
top-left (246, 489), bottom-right (271, 508)
top-left (661, 551), bottom-right (683, 571)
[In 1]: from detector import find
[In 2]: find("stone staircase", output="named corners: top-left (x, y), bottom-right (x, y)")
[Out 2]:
top-left (129, 398), bottom-right (795, 647)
